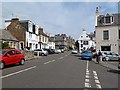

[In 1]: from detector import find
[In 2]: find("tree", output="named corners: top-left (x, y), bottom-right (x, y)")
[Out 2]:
top-left (75, 40), bottom-right (79, 51)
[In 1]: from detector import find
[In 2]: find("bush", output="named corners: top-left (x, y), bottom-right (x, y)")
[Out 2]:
top-left (2, 42), bottom-right (9, 49)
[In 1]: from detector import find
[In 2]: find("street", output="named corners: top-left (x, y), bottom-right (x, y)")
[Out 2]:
top-left (1, 51), bottom-right (120, 89)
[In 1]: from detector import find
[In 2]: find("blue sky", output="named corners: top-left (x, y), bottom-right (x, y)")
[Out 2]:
top-left (2, 2), bottom-right (119, 39)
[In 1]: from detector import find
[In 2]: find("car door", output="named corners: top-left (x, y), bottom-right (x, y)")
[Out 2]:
top-left (3, 50), bottom-right (16, 65)
top-left (112, 53), bottom-right (119, 61)
top-left (107, 52), bottom-right (113, 60)
top-left (15, 50), bottom-right (22, 63)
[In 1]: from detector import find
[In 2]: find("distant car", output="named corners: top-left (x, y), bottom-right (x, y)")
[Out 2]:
top-left (55, 49), bottom-right (61, 54)
top-left (102, 51), bottom-right (120, 61)
top-left (43, 48), bottom-right (54, 54)
top-left (34, 49), bottom-right (48, 56)
top-left (81, 50), bottom-right (93, 60)
top-left (71, 50), bottom-right (78, 54)
top-left (0, 49), bottom-right (25, 69)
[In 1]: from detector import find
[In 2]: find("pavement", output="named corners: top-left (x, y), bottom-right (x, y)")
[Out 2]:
top-left (92, 58), bottom-right (119, 70)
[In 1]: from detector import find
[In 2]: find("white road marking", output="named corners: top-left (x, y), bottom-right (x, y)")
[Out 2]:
top-left (0, 66), bottom-right (36, 79)
top-left (44, 61), bottom-right (51, 64)
top-left (44, 60), bottom-right (56, 64)
top-left (86, 61), bottom-right (89, 71)
top-left (95, 80), bottom-right (100, 84)
top-left (96, 84), bottom-right (102, 89)
top-left (65, 55), bottom-right (68, 56)
top-left (85, 61), bottom-right (91, 88)
top-left (85, 79), bottom-right (90, 82)
top-left (85, 75), bottom-right (90, 79)
top-left (93, 71), bottom-right (102, 89)
top-left (86, 72), bottom-right (90, 75)
top-left (85, 82), bottom-right (91, 88)
top-left (94, 76), bottom-right (98, 79)
top-left (58, 57), bottom-right (64, 60)
top-left (51, 60), bottom-right (55, 62)
top-left (86, 70), bottom-right (89, 73)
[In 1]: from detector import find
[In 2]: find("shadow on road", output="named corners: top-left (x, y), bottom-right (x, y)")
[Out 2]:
top-left (3, 64), bottom-right (22, 70)
top-left (107, 69), bottom-right (120, 74)
top-left (71, 54), bottom-right (81, 57)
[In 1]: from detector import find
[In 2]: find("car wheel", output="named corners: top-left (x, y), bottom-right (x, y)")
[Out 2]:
top-left (0, 61), bottom-right (5, 69)
top-left (41, 53), bottom-right (44, 56)
top-left (19, 59), bottom-right (25, 65)
top-left (89, 58), bottom-right (92, 61)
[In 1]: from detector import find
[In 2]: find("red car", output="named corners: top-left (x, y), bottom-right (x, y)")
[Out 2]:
top-left (0, 49), bottom-right (25, 69)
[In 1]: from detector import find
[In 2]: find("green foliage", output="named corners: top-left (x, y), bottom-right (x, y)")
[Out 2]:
top-left (75, 40), bottom-right (79, 50)
top-left (2, 42), bottom-right (9, 49)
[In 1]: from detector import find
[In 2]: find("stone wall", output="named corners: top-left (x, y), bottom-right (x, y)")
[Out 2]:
top-left (21, 50), bottom-right (34, 60)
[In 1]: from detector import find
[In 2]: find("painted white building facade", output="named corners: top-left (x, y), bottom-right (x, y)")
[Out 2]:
top-left (95, 7), bottom-right (120, 54)
top-left (48, 42), bottom-right (55, 49)
top-left (22, 20), bottom-right (39, 50)
top-left (78, 29), bottom-right (96, 52)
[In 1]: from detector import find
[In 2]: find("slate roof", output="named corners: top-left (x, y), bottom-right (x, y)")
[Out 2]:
top-left (97, 13), bottom-right (120, 26)
top-left (0, 29), bottom-right (19, 41)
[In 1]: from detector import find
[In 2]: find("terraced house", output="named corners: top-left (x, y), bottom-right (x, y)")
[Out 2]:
top-left (39, 27), bottom-right (50, 49)
top-left (5, 17), bottom-right (39, 50)
top-left (0, 29), bottom-right (19, 49)
top-left (95, 7), bottom-right (120, 54)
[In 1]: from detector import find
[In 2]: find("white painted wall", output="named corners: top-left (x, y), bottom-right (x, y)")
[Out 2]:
top-left (96, 26), bottom-right (119, 54)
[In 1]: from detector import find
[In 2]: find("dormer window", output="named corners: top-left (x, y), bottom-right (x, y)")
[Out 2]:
top-left (105, 16), bottom-right (111, 23)
top-left (99, 14), bottom-right (114, 25)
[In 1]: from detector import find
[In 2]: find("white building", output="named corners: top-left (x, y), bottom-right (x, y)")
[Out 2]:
top-left (39, 27), bottom-right (50, 49)
top-left (78, 29), bottom-right (96, 52)
top-left (5, 18), bottom-right (39, 50)
top-left (95, 7), bottom-right (120, 54)
top-left (20, 20), bottom-right (39, 50)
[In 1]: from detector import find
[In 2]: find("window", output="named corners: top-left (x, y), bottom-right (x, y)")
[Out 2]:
top-left (29, 32), bottom-right (32, 38)
top-left (33, 25), bottom-right (35, 34)
top-left (101, 46), bottom-right (111, 51)
top-left (83, 41), bottom-right (88, 45)
top-left (81, 44), bottom-right (83, 47)
top-left (105, 16), bottom-right (111, 23)
top-left (119, 30), bottom-right (120, 39)
top-left (103, 30), bottom-right (109, 40)
top-left (81, 36), bottom-right (83, 38)
top-left (16, 51), bottom-right (21, 54)
top-left (7, 50), bottom-right (15, 55)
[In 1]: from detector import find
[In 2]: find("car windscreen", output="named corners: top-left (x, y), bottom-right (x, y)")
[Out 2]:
top-left (0, 50), bottom-right (7, 55)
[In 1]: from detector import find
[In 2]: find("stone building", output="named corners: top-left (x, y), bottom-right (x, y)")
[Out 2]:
top-left (5, 17), bottom-right (39, 50)
top-left (0, 29), bottom-right (19, 49)
top-left (95, 7), bottom-right (120, 54)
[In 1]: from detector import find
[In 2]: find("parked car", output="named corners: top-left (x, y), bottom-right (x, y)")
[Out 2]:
top-left (102, 51), bottom-right (120, 61)
top-left (55, 49), bottom-right (61, 54)
top-left (118, 58), bottom-right (120, 69)
top-left (0, 49), bottom-right (25, 69)
top-left (81, 50), bottom-right (93, 60)
top-left (60, 49), bottom-right (64, 53)
top-left (43, 48), bottom-right (54, 54)
top-left (51, 49), bottom-right (55, 54)
top-left (34, 49), bottom-right (48, 56)
top-left (71, 50), bottom-right (78, 54)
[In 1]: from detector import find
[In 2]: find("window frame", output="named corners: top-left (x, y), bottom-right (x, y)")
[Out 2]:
top-left (103, 30), bottom-right (109, 40)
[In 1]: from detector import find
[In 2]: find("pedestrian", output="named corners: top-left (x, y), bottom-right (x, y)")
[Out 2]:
top-left (95, 50), bottom-right (102, 64)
